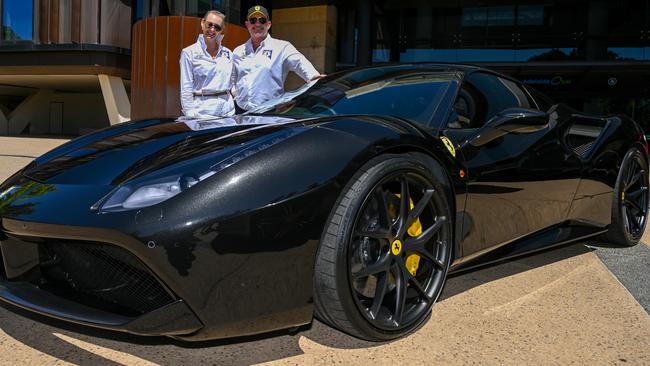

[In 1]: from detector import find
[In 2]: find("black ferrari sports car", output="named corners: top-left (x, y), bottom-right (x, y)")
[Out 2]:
top-left (0, 64), bottom-right (647, 342)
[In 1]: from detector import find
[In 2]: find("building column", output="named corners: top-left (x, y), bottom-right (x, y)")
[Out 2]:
top-left (587, 0), bottom-right (609, 60)
top-left (357, 0), bottom-right (373, 66)
top-left (271, 5), bottom-right (337, 89)
top-left (98, 74), bottom-right (131, 125)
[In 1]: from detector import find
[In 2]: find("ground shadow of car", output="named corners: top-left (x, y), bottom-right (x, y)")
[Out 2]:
top-left (0, 242), bottom-right (591, 365)
top-left (441, 242), bottom-right (594, 300)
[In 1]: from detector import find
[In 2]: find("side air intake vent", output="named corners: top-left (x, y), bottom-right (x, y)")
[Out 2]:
top-left (566, 119), bottom-right (608, 159)
top-left (572, 140), bottom-right (596, 157)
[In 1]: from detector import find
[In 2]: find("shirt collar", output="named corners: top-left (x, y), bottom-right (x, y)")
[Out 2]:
top-left (261, 34), bottom-right (273, 47)
top-left (198, 34), bottom-right (207, 51)
top-left (246, 34), bottom-right (273, 53)
top-left (198, 34), bottom-right (221, 56)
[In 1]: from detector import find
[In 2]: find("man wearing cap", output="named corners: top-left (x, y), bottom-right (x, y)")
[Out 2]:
top-left (232, 5), bottom-right (325, 113)
top-left (180, 10), bottom-right (235, 118)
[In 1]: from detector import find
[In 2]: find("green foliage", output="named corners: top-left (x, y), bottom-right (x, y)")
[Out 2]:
top-left (0, 181), bottom-right (56, 216)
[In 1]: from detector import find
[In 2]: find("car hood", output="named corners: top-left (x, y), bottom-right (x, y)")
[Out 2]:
top-left (21, 115), bottom-right (309, 186)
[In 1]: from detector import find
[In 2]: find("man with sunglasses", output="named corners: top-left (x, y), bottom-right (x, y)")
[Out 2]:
top-left (180, 10), bottom-right (236, 118)
top-left (232, 5), bottom-right (325, 113)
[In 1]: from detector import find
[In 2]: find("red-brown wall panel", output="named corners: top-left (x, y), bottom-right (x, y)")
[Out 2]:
top-left (166, 16), bottom-right (182, 117)
top-left (152, 16), bottom-right (168, 118)
top-left (132, 16), bottom-right (247, 120)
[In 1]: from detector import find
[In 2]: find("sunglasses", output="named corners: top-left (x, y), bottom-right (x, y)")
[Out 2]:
top-left (248, 17), bottom-right (268, 25)
top-left (204, 22), bottom-right (222, 31)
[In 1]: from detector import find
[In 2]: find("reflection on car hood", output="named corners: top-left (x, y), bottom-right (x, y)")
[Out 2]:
top-left (178, 115), bottom-right (294, 131)
top-left (22, 115), bottom-right (303, 186)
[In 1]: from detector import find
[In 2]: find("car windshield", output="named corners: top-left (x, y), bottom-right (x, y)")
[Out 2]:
top-left (249, 65), bottom-right (459, 126)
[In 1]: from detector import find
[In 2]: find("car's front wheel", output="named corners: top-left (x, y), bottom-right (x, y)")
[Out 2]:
top-left (313, 153), bottom-right (453, 341)
top-left (606, 147), bottom-right (649, 246)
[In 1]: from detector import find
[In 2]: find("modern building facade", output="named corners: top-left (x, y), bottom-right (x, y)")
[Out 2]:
top-left (0, 0), bottom-right (132, 135)
top-left (337, 0), bottom-right (650, 132)
top-left (2, 0), bottom-right (650, 135)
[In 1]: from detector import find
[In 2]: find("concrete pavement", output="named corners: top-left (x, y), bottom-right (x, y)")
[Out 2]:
top-left (593, 243), bottom-right (650, 313)
top-left (0, 136), bottom-right (649, 365)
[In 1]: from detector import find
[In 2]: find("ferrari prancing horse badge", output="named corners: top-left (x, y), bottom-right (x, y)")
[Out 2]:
top-left (440, 136), bottom-right (456, 158)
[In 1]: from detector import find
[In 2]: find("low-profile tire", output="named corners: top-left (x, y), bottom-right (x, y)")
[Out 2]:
top-left (606, 148), bottom-right (649, 247)
top-left (313, 153), bottom-right (453, 341)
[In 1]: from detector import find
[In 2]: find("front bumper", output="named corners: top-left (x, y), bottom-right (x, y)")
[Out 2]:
top-left (0, 281), bottom-right (202, 336)
top-left (0, 218), bottom-right (203, 337)
top-left (0, 181), bottom-right (319, 341)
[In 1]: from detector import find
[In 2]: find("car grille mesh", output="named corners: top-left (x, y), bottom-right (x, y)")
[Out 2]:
top-left (39, 242), bottom-right (174, 316)
top-left (572, 141), bottom-right (595, 158)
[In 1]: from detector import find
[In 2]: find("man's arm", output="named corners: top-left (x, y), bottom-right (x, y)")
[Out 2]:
top-left (283, 43), bottom-right (326, 82)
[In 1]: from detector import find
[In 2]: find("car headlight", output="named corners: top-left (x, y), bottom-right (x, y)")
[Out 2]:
top-left (92, 128), bottom-right (301, 213)
top-left (100, 179), bottom-right (180, 211)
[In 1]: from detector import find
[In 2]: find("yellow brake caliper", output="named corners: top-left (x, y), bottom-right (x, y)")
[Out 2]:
top-left (394, 194), bottom-right (422, 276)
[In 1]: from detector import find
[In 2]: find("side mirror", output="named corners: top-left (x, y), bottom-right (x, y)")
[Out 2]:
top-left (468, 108), bottom-right (548, 147)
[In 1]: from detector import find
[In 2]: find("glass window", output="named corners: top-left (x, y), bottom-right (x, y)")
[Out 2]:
top-left (462, 6), bottom-right (514, 27)
top-left (255, 69), bottom-right (457, 126)
top-left (186, 0), bottom-right (240, 24)
top-left (462, 7), bottom-right (488, 27)
top-left (133, 1), bottom-right (240, 25)
top-left (463, 72), bottom-right (532, 126)
top-left (450, 80), bottom-right (487, 129)
top-left (517, 5), bottom-right (545, 26)
top-left (187, 0), bottom-right (218, 17)
top-left (2, 0), bottom-right (33, 42)
top-left (313, 80), bottom-right (450, 124)
top-left (499, 78), bottom-right (534, 108)
top-left (526, 87), bottom-right (555, 112)
top-left (487, 6), bottom-right (514, 26)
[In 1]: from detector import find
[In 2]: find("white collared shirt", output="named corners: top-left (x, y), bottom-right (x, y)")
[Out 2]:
top-left (180, 35), bottom-right (235, 117)
top-left (233, 35), bottom-right (319, 111)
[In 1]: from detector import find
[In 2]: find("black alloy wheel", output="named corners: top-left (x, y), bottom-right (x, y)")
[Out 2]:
top-left (349, 171), bottom-right (449, 330)
top-left (314, 153), bottom-right (452, 341)
top-left (607, 148), bottom-right (649, 246)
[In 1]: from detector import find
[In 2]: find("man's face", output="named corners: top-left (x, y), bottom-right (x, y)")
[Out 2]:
top-left (245, 16), bottom-right (271, 39)
top-left (201, 13), bottom-right (224, 41)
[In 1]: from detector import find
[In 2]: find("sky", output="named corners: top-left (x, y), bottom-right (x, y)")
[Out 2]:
top-left (2, 0), bottom-right (33, 40)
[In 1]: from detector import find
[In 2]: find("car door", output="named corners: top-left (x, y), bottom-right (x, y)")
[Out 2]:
top-left (443, 72), bottom-right (582, 259)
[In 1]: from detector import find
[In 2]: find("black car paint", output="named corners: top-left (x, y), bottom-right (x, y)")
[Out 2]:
top-left (0, 64), bottom-right (645, 341)
top-left (0, 113), bottom-right (463, 339)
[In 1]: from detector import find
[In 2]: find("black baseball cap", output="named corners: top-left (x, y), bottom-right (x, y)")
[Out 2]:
top-left (247, 5), bottom-right (269, 19)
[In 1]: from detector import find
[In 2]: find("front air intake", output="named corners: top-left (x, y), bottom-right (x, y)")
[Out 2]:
top-left (39, 241), bottom-right (175, 317)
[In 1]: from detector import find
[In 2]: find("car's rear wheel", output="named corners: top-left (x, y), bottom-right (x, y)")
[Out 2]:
top-left (606, 148), bottom-right (649, 246)
top-left (313, 153), bottom-right (453, 341)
